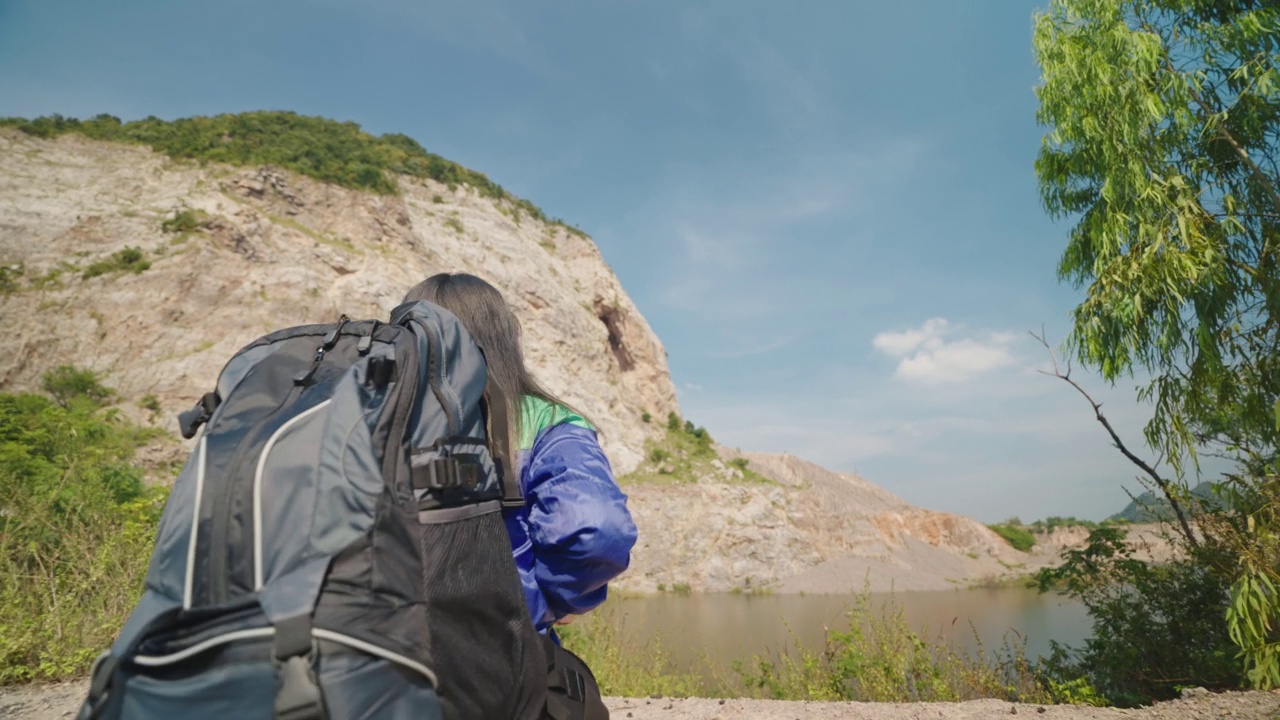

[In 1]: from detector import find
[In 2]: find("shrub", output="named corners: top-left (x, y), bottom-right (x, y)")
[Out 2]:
top-left (1034, 528), bottom-right (1243, 706)
top-left (667, 411), bottom-right (681, 431)
top-left (82, 247), bottom-right (150, 279)
top-left (988, 523), bottom-right (1036, 552)
top-left (641, 411), bottom-right (651, 424)
top-left (1029, 516), bottom-right (1100, 533)
top-left (0, 371), bottom-right (167, 684)
top-left (161, 209), bottom-right (203, 234)
top-left (730, 457), bottom-right (750, 471)
top-left (732, 591), bottom-right (1053, 703)
top-left (42, 365), bottom-right (115, 408)
top-left (0, 263), bottom-right (22, 294)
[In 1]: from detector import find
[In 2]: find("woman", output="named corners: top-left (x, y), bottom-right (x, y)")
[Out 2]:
top-left (402, 272), bottom-right (638, 636)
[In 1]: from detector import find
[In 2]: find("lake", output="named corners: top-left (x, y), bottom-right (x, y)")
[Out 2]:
top-left (597, 587), bottom-right (1092, 676)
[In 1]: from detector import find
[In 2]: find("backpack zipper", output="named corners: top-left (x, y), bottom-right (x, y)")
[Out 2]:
top-left (207, 321), bottom-right (351, 604)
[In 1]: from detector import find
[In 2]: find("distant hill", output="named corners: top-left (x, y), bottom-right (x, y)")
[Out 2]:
top-left (1108, 481), bottom-right (1224, 523)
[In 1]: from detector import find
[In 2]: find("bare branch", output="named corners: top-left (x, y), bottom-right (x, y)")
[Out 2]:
top-left (1030, 329), bottom-right (1201, 549)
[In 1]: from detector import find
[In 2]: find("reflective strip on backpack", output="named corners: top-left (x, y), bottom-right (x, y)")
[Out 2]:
top-left (312, 629), bottom-right (439, 688)
top-left (182, 437), bottom-right (208, 610)
top-left (131, 626), bottom-right (439, 690)
top-left (133, 628), bottom-right (276, 667)
top-left (253, 400), bottom-right (332, 590)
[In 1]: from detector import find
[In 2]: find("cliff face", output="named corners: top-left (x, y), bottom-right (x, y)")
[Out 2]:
top-left (0, 129), bottom-right (678, 473)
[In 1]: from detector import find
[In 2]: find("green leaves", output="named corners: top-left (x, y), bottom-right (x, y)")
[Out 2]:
top-left (1035, 0), bottom-right (1280, 695)
top-left (1227, 572), bottom-right (1280, 690)
top-left (1036, 0), bottom-right (1279, 479)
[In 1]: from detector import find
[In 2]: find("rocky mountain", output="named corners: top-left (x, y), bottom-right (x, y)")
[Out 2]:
top-left (618, 448), bottom-right (1099, 594)
top-left (0, 119), bottom-right (1155, 594)
top-left (1108, 481), bottom-right (1225, 523)
top-left (0, 126), bottom-right (677, 473)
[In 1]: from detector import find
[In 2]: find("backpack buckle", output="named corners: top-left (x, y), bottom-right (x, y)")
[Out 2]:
top-left (272, 616), bottom-right (324, 720)
top-left (177, 392), bottom-right (221, 439)
top-left (274, 653), bottom-right (325, 720)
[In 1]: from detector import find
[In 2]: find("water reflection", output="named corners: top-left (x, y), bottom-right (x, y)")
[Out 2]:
top-left (599, 587), bottom-right (1091, 675)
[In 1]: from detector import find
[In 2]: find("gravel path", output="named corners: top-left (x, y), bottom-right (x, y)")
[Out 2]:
top-left (2, 682), bottom-right (1278, 720)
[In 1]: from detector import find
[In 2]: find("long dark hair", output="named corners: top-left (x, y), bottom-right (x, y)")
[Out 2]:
top-left (402, 273), bottom-right (587, 457)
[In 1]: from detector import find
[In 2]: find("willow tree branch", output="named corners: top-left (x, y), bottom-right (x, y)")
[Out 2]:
top-left (1031, 329), bottom-right (1201, 549)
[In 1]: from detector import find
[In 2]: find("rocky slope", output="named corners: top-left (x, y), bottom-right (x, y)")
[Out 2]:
top-left (616, 448), bottom-right (1169, 594)
top-left (0, 127), bottom-right (1173, 594)
top-left (0, 128), bottom-right (677, 473)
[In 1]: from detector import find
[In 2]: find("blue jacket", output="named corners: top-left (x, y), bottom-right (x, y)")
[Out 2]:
top-left (502, 397), bottom-right (638, 633)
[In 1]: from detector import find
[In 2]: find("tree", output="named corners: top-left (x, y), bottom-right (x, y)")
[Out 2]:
top-left (42, 365), bottom-right (115, 408)
top-left (1033, 0), bottom-right (1280, 691)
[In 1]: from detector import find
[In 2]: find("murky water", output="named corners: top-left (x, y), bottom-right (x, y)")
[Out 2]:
top-left (598, 587), bottom-right (1091, 675)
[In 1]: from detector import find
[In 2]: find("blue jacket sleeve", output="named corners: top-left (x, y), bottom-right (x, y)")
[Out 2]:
top-left (524, 423), bottom-right (638, 619)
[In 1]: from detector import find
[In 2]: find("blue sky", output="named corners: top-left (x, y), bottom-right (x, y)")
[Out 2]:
top-left (0, 0), bottom-right (1180, 522)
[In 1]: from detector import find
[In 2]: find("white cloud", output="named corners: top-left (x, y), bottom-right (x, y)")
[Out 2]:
top-left (872, 319), bottom-right (1018, 385)
top-left (872, 317), bottom-right (950, 357)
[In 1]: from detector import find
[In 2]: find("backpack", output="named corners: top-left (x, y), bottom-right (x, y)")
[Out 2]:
top-left (76, 301), bottom-right (548, 720)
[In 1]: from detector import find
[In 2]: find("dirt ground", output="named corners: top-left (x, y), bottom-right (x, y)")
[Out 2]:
top-left (3, 681), bottom-right (1278, 720)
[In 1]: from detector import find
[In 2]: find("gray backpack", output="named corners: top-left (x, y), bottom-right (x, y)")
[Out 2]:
top-left (77, 300), bottom-right (547, 720)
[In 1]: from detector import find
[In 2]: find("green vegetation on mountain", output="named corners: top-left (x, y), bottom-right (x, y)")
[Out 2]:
top-left (621, 412), bottom-right (773, 486)
top-left (0, 368), bottom-right (169, 684)
top-left (987, 523), bottom-right (1037, 552)
top-left (0, 111), bottom-right (583, 235)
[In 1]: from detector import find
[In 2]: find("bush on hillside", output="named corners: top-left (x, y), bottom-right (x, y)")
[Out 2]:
top-left (988, 523), bottom-right (1036, 552)
top-left (0, 368), bottom-right (167, 684)
top-left (82, 247), bottom-right (150, 279)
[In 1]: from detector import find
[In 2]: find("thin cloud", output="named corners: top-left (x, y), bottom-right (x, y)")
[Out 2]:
top-left (704, 335), bottom-right (794, 359)
top-left (653, 139), bottom-right (927, 319)
top-left (342, 0), bottom-right (559, 79)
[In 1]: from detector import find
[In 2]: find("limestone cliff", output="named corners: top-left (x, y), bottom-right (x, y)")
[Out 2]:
top-left (0, 128), bottom-right (677, 473)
